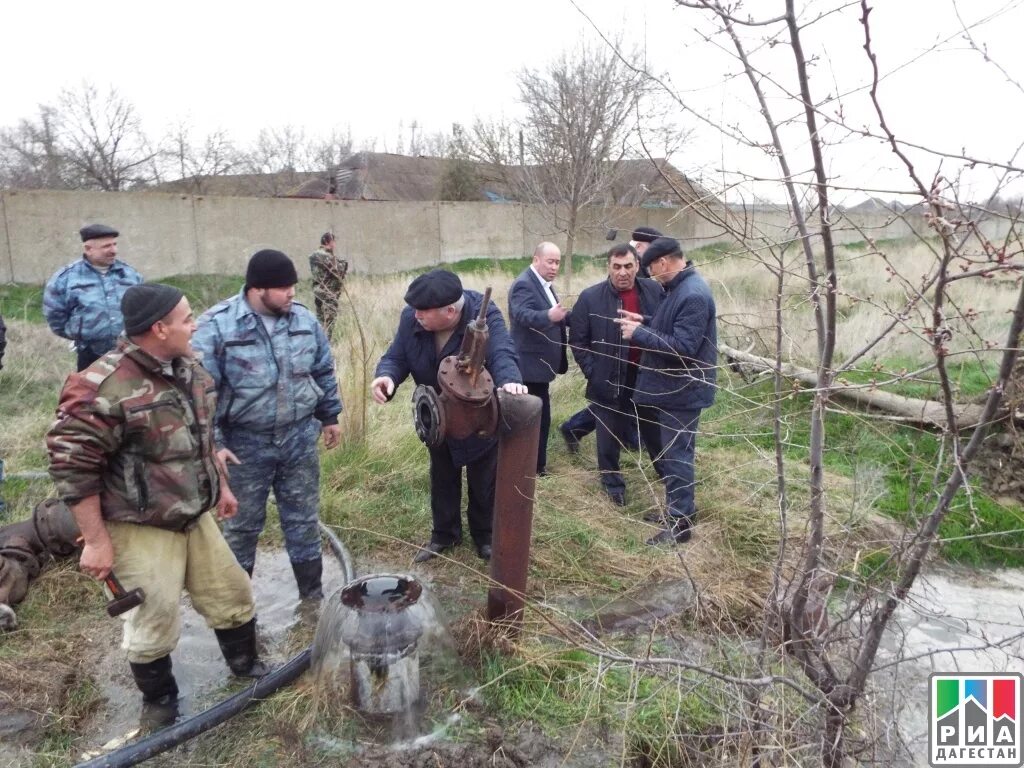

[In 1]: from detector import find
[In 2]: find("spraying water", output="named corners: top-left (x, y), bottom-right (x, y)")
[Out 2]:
top-left (312, 574), bottom-right (425, 716)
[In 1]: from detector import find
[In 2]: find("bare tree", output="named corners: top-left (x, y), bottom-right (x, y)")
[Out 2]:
top-left (0, 83), bottom-right (159, 191)
top-left (161, 123), bottom-right (241, 193)
top-left (0, 106), bottom-right (72, 190)
top-left (638, 1), bottom-right (1024, 763)
top-left (464, 40), bottom-right (664, 282)
top-left (55, 82), bottom-right (160, 190)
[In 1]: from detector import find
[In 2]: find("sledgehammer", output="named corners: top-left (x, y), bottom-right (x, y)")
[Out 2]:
top-left (104, 571), bottom-right (145, 617)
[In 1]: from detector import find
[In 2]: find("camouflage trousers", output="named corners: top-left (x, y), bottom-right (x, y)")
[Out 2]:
top-left (107, 512), bottom-right (255, 663)
top-left (222, 418), bottom-right (322, 572)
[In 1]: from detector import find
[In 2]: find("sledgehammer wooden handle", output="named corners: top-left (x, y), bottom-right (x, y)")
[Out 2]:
top-left (104, 572), bottom-right (145, 617)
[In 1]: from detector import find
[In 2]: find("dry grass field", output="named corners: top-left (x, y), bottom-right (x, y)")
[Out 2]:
top-left (0, 236), bottom-right (1021, 766)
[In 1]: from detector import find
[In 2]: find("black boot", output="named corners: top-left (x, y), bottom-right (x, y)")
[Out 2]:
top-left (291, 558), bottom-right (323, 600)
top-left (215, 618), bottom-right (269, 678)
top-left (130, 655), bottom-right (180, 730)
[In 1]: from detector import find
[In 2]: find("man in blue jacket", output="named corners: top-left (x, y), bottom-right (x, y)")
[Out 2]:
top-left (43, 224), bottom-right (144, 370)
top-left (569, 243), bottom-right (665, 507)
top-left (617, 238), bottom-right (717, 545)
top-left (192, 250), bottom-right (342, 598)
top-left (371, 270), bottom-right (526, 563)
top-left (508, 242), bottom-right (569, 475)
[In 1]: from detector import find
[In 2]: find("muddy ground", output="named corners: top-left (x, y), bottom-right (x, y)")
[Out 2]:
top-left (1, 546), bottom-right (700, 767)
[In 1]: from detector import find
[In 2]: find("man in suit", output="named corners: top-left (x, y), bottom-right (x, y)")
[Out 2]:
top-left (508, 242), bottom-right (569, 476)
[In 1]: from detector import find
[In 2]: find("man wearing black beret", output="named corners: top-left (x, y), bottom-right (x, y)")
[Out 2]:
top-left (371, 269), bottom-right (527, 563)
top-left (43, 223), bottom-right (144, 370)
top-left (192, 250), bottom-right (343, 600)
top-left (616, 237), bottom-right (718, 545)
top-left (47, 283), bottom-right (265, 723)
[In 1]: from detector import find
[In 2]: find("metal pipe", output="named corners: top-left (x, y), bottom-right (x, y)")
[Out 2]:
top-left (487, 390), bottom-right (541, 625)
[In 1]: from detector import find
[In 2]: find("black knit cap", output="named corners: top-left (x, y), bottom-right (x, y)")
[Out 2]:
top-left (80, 223), bottom-right (119, 242)
top-left (404, 269), bottom-right (463, 310)
top-left (631, 226), bottom-right (662, 243)
top-left (246, 249), bottom-right (298, 289)
top-left (122, 283), bottom-right (184, 336)
top-left (640, 237), bottom-right (684, 269)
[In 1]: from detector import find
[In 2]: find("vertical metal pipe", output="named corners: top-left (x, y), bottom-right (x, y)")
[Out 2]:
top-left (487, 390), bottom-right (542, 625)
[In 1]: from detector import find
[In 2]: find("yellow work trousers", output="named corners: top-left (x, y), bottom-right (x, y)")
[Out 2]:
top-left (106, 512), bottom-right (255, 664)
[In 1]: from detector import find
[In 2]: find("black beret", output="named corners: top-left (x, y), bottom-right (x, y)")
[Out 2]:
top-left (80, 223), bottom-right (119, 242)
top-left (246, 249), bottom-right (298, 289)
top-left (122, 283), bottom-right (184, 336)
top-left (631, 226), bottom-right (662, 244)
top-left (640, 237), bottom-right (684, 268)
top-left (404, 269), bottom-right (463, 310)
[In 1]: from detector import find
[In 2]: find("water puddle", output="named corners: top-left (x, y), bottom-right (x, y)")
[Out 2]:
top-left (77, 550), bottom-right (474, 761)
top-left (79, 546), bottom-right (347, 752)
top-left (880, 567), bottom-right (1024, 764)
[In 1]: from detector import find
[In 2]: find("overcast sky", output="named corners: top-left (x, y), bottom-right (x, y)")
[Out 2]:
top-left (5, 0), bottom-right (1024, 204)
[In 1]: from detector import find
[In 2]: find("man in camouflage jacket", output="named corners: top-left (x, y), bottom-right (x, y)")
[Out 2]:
top-left (308, 231), bottom-right (348, 339)
top-left (43, 224), bottom-right (144, 371)
top-left (192, 249), bottom-right (342, 600)
top-left (47, 283), bottom-right (266, 719)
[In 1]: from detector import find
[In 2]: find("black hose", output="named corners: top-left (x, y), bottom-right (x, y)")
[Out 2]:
top-left (75, 524), bottom-right (356, 768)
top-left (76, 650), bottom-right (312, 768)
top-left (318, 521), bottom-right (356, 584)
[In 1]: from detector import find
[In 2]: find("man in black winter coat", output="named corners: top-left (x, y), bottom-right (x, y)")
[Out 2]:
top-left (569, 244), bottom-right (664, 506)
top-left (617, 238), bottom-right (718, 545)
top-left (371, 270), bottom-right (527, 563)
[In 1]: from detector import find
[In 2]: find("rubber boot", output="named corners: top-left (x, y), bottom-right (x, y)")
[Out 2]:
top-left (291, 557), bottom-right (323, 600)
top-left (130, 655), bottom-right (179, 731)
top-left (215, 617), bottom-right (269, 678)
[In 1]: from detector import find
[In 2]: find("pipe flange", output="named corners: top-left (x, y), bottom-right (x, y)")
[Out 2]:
top-left (412, 385), bottom-right (446, 449)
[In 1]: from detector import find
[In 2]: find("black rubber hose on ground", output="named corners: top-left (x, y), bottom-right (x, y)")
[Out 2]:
top-left (75, 522), bottom-right (356, 768)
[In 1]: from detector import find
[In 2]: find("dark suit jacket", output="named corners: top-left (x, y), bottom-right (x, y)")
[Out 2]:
top-left (508, 267), bottom-right (568, 383)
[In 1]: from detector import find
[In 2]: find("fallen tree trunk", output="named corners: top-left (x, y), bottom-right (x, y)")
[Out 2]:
top-left (719, 343), bottom-right (991, 430)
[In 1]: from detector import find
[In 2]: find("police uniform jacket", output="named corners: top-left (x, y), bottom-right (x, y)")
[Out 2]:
top-left (374, 290), bottom-right (522, 467)
top-left (43, 258), bottom-right (143, 348)
top-left (191, 290), bottom-right (342, 442)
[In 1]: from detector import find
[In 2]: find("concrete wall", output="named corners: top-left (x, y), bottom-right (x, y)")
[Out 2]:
top-left (2, 188), bottom-right (1012, 284)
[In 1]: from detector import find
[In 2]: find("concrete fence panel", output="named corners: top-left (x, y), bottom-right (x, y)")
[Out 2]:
top-left (1, 190), bottom-right (957, 285)
top-left (3, 190), bottom-right (196, 283)
top-left (438, 201), bottom-right (522, 263)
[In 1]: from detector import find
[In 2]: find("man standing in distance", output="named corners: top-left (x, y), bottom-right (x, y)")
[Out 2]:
top-left (617, 237), bottom-right (717, 545)
top-left (192, 250), bottom-right (342, 598)
top-left (44, 224), bottom-right (144, 370)
top-left (309, 231), bottom-right (348, 339)
top-left (47, 283), bottom-right (265, 721)
top-left (569, 243), bottom-right (664, 506)
top-left (508, 242), bottom-right (569, 476)
top-left (371, 270), bottom-right (526, 562)
top-left (559, 226), bottom-right (661, 453)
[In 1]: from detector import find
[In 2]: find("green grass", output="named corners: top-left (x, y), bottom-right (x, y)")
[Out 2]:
top-left (481, 647), bottom-right (728, 765)
top-left (705, 372), bottom-right (1024, 567)
top-left (0, 283), bottom-right (45, 324)
top-left (836, 355), bottom-right (1000, 401)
